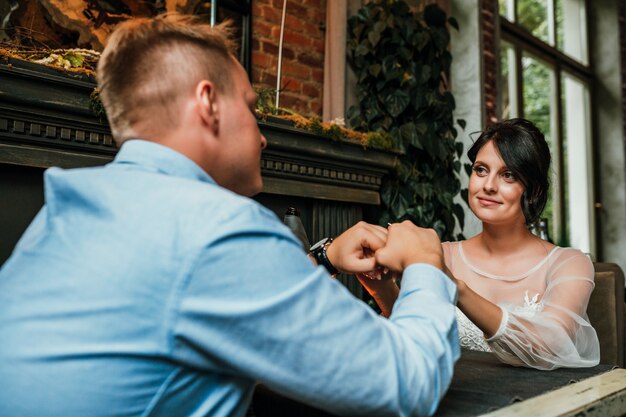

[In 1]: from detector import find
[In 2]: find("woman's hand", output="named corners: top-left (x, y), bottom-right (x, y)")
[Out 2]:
top-left (356, 273), bottom-right (399, 318)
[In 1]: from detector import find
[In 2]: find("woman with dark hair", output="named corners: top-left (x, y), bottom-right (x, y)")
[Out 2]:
top-left (361, 118), bottom-right (600, 370)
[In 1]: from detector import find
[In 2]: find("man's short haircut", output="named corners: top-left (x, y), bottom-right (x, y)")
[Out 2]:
top-left (97, 14), bottom-right (237, 144)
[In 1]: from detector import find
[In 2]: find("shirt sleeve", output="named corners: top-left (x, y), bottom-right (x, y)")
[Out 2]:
top-left (172, 204), bottom-right (459, 417)
top-left (487, 250), bottom-right (600, 370)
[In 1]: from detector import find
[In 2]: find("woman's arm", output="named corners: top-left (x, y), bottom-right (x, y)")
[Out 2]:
top-left (486, 250), bottom-right (600, 369)
top-left (356, 274), bottom-right (399, 317)
top-left (361, 242), bottom-right (600, 369)
top-left (358, 259), bottom-right (505, 337)
top-left (455, 279), bottom-right (503, 338)
top-left (357, 262), bottom-right (455, 320)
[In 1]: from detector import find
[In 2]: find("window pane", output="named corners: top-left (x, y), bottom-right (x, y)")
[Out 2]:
top-left (522, 53), bottom-right (558, 240)
top-left (555, 0), bottom-right (588, 65)
top-left (561, 73), bottom-right (594, 254)
top-left (517, 0), bottom-right (553, 44)
top-left (499, 41), bottom-right (518, 119)
top-left (522, 54), bottom-right (556, 148)
top-left (194, 1), bottom-right (251, 68)
top-left (499, 0), bottom-right (515, 21)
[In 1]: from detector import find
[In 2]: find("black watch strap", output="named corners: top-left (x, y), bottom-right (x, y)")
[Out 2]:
top-left (309, 237), bottom-right (339, 276)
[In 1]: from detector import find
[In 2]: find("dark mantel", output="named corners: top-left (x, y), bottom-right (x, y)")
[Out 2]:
top-left (0, 55), bottom-right (397, 297)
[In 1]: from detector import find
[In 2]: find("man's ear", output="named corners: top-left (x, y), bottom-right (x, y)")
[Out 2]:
top-left (196, 80), bottom-right (219, 135)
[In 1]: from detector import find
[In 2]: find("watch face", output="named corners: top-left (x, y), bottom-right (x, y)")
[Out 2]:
top-left (310, 237), bottom-right (330, 251)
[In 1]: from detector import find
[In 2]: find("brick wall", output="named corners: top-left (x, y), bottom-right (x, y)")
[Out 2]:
top-left (481, 0), bottom-right (498, 125)
top-left (251, 0), bottom-right (326, 117)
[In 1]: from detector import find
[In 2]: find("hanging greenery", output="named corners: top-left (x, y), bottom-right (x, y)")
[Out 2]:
top-left (347, 0), bottom-right (466, 240)
top-left (254, 86), bottom-right (395, 149)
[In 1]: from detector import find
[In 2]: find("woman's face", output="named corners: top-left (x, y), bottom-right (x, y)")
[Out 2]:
top-left (468, 140), bottom-right (526, 226)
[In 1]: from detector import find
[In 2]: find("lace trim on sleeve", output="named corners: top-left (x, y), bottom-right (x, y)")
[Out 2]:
top-left (455, 308), bottom-right (491, 352)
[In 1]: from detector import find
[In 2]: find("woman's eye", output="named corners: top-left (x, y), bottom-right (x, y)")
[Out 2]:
top-left (502, 171), bottom-right (516, 181)
top-left (473, 165), bottom-right (487, 176)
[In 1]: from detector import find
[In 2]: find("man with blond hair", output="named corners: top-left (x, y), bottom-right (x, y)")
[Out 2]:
top-left (0, 15), bottom-right (459, 417)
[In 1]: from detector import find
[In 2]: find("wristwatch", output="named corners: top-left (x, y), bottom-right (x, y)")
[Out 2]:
top-left (309, 237), bottom-right (338, 277)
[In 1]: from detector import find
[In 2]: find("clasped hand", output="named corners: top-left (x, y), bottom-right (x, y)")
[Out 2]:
top-left (326, 220), bottom-right (444, 277)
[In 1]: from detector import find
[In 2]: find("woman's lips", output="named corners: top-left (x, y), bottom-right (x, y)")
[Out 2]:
top-left (477, 197), bottom-right (501, 206)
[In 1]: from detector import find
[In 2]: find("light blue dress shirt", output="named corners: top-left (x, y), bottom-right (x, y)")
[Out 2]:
top-left (0, 140), bottom-right (459, 417)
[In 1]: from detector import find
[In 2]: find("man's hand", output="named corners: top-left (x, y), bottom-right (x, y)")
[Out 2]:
top-left (325, 221), bottom-right (388, 274)
top-left (375, 221), bottom-right (443, 271)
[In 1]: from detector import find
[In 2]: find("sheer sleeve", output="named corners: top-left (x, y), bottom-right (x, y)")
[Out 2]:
top-left (487, 250), bottom-right (600, 370)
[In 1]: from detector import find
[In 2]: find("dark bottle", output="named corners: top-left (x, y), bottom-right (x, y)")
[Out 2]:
top-left (530, 217), bottom-right (554, 243)
top-left (538, 218), bottom-right (554, 243)
top-left (283, 207), bottom-right (311, 251)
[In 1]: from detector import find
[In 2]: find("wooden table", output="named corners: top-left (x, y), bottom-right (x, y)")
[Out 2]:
top-left (435, 350), bottom-right (624, 416)
top-left (250, 350), bottom-right (625, 417)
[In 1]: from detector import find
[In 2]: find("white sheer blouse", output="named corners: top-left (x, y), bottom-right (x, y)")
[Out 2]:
top-left (443, 241), bottom-right (600, 370)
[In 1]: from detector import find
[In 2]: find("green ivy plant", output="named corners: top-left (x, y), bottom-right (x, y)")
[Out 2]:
top-left (347, 0), bottom-right (466, 240)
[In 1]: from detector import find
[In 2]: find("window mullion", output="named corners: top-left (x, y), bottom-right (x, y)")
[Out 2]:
top-left (500, 19), bottom-right (590, 81)
top-left (554, 66), bottom-right (565, 244)
top-left (513, 44), bottom-right (524, 118)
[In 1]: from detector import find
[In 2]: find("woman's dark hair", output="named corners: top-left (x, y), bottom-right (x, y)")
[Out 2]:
top-left (467, 118), bottom-right (551, 224)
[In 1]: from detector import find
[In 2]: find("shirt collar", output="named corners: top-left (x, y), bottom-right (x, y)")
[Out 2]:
top-left (111, 139), bottom-right (214, 184)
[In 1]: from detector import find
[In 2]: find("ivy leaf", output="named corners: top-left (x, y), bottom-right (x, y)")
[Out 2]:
top-left (457, 118), bottom-right (467, 129)
top-left (453, 203), bottom-right (465, 230)
top-left (414, 182), bottom-right (434, 199)
top-left (381, 55), bottom-right (403, 81)
top-left (355, 43), bottom-right (370, 57)
top-left (424, 4), bottom-right (447, 28)
top-left (455, 141), bottom-right (464, 158)
top-left (398, 46), bottom-right (412, 61)
top-left (415, 122), bottom-right (427, 136)
top-left (399, 122), bottom-right (420, 149)
top-left (401, 71), bottom-right (415, 87)
top-left (393, 193), bottom-right (410, 219)
top-left (381, 183), bottom-right (396, 207)
top-left (448, 17), bottom-right (459, 31)
top-left (431, 27), bottom-right (450, 51)
top-left (369, 63), bottom-right (381, 77)
top-left (464, 163), bottom-right (473, 176)
top-left (384, 90), bottom-right (410, 117)
top-left (411, 91), bottom-right (425, 109)
top-left (420, 65), bottom-right (431, 83)
top-left (432, 220), bottom-right (446, 238)
top-left (442, 50), bottom-right (453, 72)
top-left (461, 189), bottom-right (469, 203)
top-left (368, 30), bottom-right (381, 47)
top-left (64, 52), bottom-right (85, 68)
top-left (390, 0), bottom-right (409, 16)
top-left (415, 31), bottom-right (430, 50)
top-left (364, 105), bottom-right (379, 122)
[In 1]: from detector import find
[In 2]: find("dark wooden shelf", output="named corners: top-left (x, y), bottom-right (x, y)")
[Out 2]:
top-left (0, 55), bottom-right (396, 205)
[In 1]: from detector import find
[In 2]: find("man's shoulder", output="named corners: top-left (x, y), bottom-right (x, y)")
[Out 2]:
top-left (180, 186), bottom-right (284, 237)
